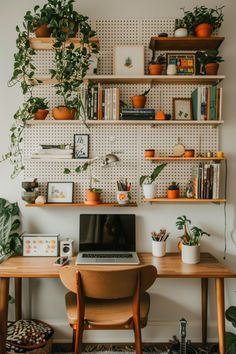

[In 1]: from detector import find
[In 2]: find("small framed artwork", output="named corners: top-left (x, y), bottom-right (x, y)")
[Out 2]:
top-left (47, 182), bottom-right (73, 204)
top-left (23, 234), bottom-right (59, 257)
top-left (166, 53), bottom-right (196, 75)
top-left (74, 134), bottom-right (89, 159)
top-left (173, 98), bottom-right (193, 120)
top-left (113, 45), bottom-right (144, 75)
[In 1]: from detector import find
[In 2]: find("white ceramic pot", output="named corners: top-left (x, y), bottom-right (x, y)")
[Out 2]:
top-left (167, 64), bottom-right (177, 75)
top-left (174, 28), bottom-right (188, 37)
top-left (152, 241), bottom-right (166, 257)
top-left (143, 184), bottom-right (155, 199)
top-left (182, 244), bottom-right (200, 264)
top-left (116, 191), bottom-right (130, 205)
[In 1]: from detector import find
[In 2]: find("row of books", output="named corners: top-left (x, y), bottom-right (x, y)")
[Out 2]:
top-left (120, 108), bottom-right (155, 120)
top-left (191, 86), bottom-right (223, 121)
top-left (192, 163), bottom-right (220, 199)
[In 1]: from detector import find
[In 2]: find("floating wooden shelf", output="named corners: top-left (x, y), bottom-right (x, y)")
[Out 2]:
top-left (149, 36), bottom-right (225, 51)
top-left (27, 158), bottom-right (90, 162)
top-left (25, 203), bottom-right (137, 207)
top-left (145, 156), bottom-right (226, 161)
top-left (29, 37), bottom-right (99, 50)
top-left (144, 198), bottom-right (226, 204)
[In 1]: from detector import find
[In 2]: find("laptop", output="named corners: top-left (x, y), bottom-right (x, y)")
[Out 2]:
top-left (76, 214), bottom-right (140, 264)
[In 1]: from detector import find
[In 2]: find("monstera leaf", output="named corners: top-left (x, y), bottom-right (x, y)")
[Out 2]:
top-left (0, 198), bottom-right (22, 262)
top-left (226, 306), bottom-right (236, 354)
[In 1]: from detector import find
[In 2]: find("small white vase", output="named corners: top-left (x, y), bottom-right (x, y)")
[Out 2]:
top-left (174, 28), bottom-right (188, 37)
top-left (182, 244), bottom-right (200, 264)
top-left (167, 64), bottom-right (177, 75)
top-left (116, 191), bottom-right (130, 205)
top-left (152, 241), bottom-right (166, 257)
top-left (143, 184), bottom-right (155, 199)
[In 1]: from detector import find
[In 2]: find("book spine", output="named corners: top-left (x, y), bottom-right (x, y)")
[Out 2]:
top-left (104, 89), bottom-right (108, 120)
top-left (219, 87), bottom-right (223, 121)
top-left (210, 86), bottom-right (216, 120)
top-left (93, 85), bottom-right (98, 120)
top-left (97, 83), bottom-right (102, 120)
top-left (201, 86), bottom-right (207, 121)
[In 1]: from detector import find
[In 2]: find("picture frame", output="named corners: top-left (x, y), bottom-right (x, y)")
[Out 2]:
top-left (74, 134), bottom-right (89, 159)
top-left (23, 234), bottom-right (59, 257)
top-left (47, 182), bottom-right (73, 204)
top-left (113, 45), bottom-right (144, 75)
top-left (166, 52), bottom-right (196, 75)
top-left (173, 98), bottom-right (193, 121)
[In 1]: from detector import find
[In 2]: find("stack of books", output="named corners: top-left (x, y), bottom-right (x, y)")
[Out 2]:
top-left (31, 145), bottom-right (73, 159)
top-left (191, 86), bottom-right (223, 121)
top-left (120, 108), bottom-right (155, 120)
top-left (192, 163), bottom-right (221, 199)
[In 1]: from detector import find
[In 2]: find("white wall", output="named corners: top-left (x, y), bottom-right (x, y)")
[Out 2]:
top-left (0, 0), bottom-right (236, 343)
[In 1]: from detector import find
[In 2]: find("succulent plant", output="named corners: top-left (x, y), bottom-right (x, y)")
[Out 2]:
top-left (168, 181), bottom-right (179, 190)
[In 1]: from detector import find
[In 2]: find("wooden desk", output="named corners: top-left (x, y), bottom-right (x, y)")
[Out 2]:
top-left (0, 253), bottom-right (235, 354)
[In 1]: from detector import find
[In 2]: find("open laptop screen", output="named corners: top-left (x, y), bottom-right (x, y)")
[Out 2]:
top-left (79, 214), bottom-right (135, 252)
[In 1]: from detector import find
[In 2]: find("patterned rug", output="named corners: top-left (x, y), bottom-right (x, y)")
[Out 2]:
top-left (52, 343), bottom-right (166, 353)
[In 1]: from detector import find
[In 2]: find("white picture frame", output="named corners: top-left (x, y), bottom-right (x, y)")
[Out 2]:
top-left (47, 182), bottom-right (73, 203)
top-left (23, 234), bottom-right (59, 257)
top-left (113, 45), bottom-right (144, 75)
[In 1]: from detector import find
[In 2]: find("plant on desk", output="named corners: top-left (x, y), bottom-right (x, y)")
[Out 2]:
top-left (225, 306), bottom-right (236, 354)
top-left (140, 163), bottom-right (167, 199)
top-left (176, 215), bottom-right (210, 264)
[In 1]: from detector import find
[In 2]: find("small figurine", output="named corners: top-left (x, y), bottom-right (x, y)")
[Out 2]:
top-left (185, 180), bottom-right (193, 198)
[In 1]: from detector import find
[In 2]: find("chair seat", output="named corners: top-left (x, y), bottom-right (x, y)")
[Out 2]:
top-left (65, 291), bottom-right (150, 327)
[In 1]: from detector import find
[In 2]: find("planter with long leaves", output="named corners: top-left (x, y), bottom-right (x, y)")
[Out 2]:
top-left (140, 163), bottom-right (167, 199)
top-left (226, 306), bottom-right (236, 354)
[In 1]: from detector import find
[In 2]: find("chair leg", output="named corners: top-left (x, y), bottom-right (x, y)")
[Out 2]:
top-left (133, 320), bottom-right (142, 354)
top-left (74, 324), bottom-right (84, 354)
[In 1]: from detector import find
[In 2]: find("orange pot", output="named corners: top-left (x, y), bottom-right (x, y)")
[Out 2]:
top-left (132, 95), bottom-right (146, 109)
top-left (148, 64), bottom-right (163, 75)
top-left (34, 24), bottom-right (52, 38)
top-left (184, 149), bottom-right (195, 157)
top-left (52, 107), bottom-right (76, 120)
top-left (167, 189), bottom-right (179, 199)
top-left (195, 23), bottom-right (213, 38)
top-left (155, 111), bottom-right (165, 120)
top-left (34, 109), bottom-right (49, 120)
top-left (144, 149), bottom-right (155, 158)
top-left (85, 190), bottom-right (101, 205)
top-left (205, 63), bottom-right (219, 75)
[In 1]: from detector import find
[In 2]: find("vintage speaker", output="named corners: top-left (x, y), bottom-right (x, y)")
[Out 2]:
top-left (60, 239), bottom-right (74, 258)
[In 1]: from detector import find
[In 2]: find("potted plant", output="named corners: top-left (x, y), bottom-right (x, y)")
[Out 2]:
top-left (148, 53), bottom-right (166, 75)
top-left (31, 97), bottom-right (49, 120)
top-left (140, 163), bottom-right (167, 199)
top-left (167, 181), bottom-right (179, 199)
top-left (174, 19), bottom-right (188, 37)
top-left (181, 5), bottom-right (224, 37)
top-left (132, 87), bottom-right (151, 109)
top-left (176, 215), bottom-right (210, 264)
top-left (196, 50), bottom-right (224, 75)
top-left (225, 306), bottom-right (236, 354)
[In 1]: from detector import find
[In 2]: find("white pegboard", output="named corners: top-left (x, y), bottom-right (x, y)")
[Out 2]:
top-left (23, 18), bottom-right (221, 203)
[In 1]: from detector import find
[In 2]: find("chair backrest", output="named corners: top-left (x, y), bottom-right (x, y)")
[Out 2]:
top-left (60, 265), bottom-right (157, 299)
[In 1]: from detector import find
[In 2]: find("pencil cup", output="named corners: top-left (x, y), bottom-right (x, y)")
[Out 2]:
top-left (152, 241), bottom-right (166, 257)
top-left (116, 191), bottom-right (130, 205)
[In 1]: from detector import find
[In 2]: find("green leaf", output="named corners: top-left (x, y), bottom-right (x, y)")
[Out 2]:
top-left (226, 332), bottom-right (236, 354)
top-left (140, 175), bottom-right (149, 187)
top-left (226, 306), bottom-right (236, 327)
top-left (64, 168), bottom-right (71, 174)
top-left (150, 163), bottom-right (167, 183)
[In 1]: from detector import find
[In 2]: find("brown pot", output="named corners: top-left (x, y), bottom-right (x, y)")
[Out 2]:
top-left (144, 149), bottom-right (155, 158)
top-left (132, 95), bottom-right (146, 109)
top-left (34, 109), bottom-right (49, 120)
top-left (148, 64), bottom-right (163, 75)
top-left (52, 107), bottom-right (76, 120)
top-left (85, 190), bottom-right (101, 205)
top-left (167, 189), bottom-right (179, 199)
top-left (34, 24), bottom-right (52, 38)
top-left (195, 23), bottom-right (213, 38)
top-left (205, 63), bottom-right (219, 75)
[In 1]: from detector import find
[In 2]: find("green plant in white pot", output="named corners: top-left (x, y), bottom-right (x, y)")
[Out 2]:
top-left (176, 215), bottom-right (210, 264)
top-left (140, 163), bottom-right (167, 199)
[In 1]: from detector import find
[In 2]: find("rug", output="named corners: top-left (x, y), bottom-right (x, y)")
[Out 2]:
top-left (52, 343), bottom-right (166, 353)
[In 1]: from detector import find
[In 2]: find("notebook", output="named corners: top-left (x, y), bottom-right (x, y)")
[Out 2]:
top-left (76, 214), bottom-right (140, 265)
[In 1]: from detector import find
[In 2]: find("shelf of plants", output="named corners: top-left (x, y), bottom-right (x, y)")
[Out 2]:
top-left (25, 203), bottom-right (138, 208)
top-left (29, 37), bottom-right (99, 50)
top-left (149, 36), bottom-right (225, 51)
top-left (144, 198), bottom-right (226, 204)
top-left (145, 156), bottom-right (226, 161)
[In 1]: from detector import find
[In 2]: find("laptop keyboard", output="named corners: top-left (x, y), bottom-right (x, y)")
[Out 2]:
top-left (82, 253), bottom-right (133, 259)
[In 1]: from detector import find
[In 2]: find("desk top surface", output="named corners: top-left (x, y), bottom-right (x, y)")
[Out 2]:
top-left (0, 253), bottom-right (235, 279)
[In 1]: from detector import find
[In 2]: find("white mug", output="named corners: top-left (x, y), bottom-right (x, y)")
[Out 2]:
top-left (167, 64), bottom-right (177, 75)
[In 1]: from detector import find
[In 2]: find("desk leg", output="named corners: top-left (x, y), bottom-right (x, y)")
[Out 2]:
top-left (14, 278), bottom-right (22, 321)
top-left (0, 277), bottom-right (9, 354)
top-left (215, 278), bottom-right (225, 354)
top-left (201, 278), bottom-right (208, 345)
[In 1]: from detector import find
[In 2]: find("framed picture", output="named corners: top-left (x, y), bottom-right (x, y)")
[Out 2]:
top-left (74, 134), bottom-right (89, 159)
top-left (173, 98), bottom-right (193, 120)
top-left (113, 45), bottom-right (144, 75)
top-left (47, 182), bottom-right (73, 203)
top-left (166, 53), bottom-right (196, 75)
top-left (23, 234), bottom-right (59, 257)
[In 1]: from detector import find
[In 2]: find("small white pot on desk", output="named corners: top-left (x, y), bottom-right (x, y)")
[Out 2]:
top-left (143, 184), bottom-right (155, 199)
top-left (174, 28), bottom-right (188, 37)
top-left (152, 241), bottom-right (166, 257)
top-left (182, 244), bottom-right (200, 264)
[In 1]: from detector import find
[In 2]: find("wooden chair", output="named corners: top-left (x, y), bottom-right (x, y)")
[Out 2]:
top-left (59, 265), bottom-right (157, 354)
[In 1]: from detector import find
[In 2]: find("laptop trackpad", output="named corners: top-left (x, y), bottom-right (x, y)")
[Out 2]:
top-left (96, 258), bottom-right (115, 263)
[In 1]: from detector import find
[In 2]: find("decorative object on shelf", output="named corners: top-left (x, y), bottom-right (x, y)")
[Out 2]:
top-left (32, 97), bottom-right (49, 120)
top-left (167, 181), bottom-right (180, 199)
top-left (144, 149), bottom-right (155, 158)
top-left (207, 151), bottom-right (213, 158)
top-left (121, 108), bottom-right (155, 120)
top-left (100, 153), bottom-right (120, 167)
top-left (47, 182), bottom-right (73, 204)
top-left (22, 234), bottom-right (59, 256)
top-left (31, 144), bottom-right (73, 160)
top-left (196, 50), bottom-right (224, 75)
top-left (22, 178), bottom-right (39, 204)
top-left (140, 163), bottom-right (167, 199)
top-left (74, 134), bottom-right (89, 159)
top-left (167, 64), bottom-right (177, 76)
top-left (35, 195), bottom-right (46, 204)
top-left (184, 149), bottom-right (195, 157)
top-left (85, 178), bottom-right (102, 205)
top-left (180, 5), bottom-right (225, 37)
top-left (116, 178), bottom-right (131, 205)
top-left (185, 180), bottom-right (194, 198)
top-left (158, 32), bottom-right (168, 37)
top-left (174, 19), bottom-right (188, 37)
top-left (155, 111), bottom-right (166, 120)
top-left (225, 306), bottom-right (236, 354)
top-left (113, 45), bottom-right (144, 75)
top-left (173, 138), bottom-right (185, 157)
top-left (173, 98), bottom-right (193, 120)
top-left (132, 87), bottom-right (151, 109)
top-left (151, 229), bottom-right (169, 257)
top-left (217, 151), bottom-right (224, 158)
top-left (87, 53), bottom-right (99, 75)
top-left (52, 106), bottom-right (76, 120)
top-left (148, 53), bottom-right (166, 75)
top-left (166, 53), bottom-right (196, 75)
top-left (176, 215), bottom-right (210, 264)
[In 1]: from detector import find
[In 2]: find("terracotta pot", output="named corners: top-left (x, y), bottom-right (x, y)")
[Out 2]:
top-left (167, 189), bottom-right (179, 199)
top-left (148, 64), bottom-right (163, 75)
top-left (195, 23), bottom-right (213, 38)
top-left (34, 109), bottom-right (49, 120)
top-left (52, 107), bottom-right (76, 120)
top-left (205, 63), bottom-right (219, 75)
top-left (144, 149), bottom-right (155, 158)
top-left (34, 24), bottom-right (52, 38)
top-left (184, 149), bottom-right (195, 157)
top-left (132, 95), bottom-right (146, 109)
top-left (155, 111), bottom-right (165, 120)
top-left (85, 190), bottom-right (101, 205)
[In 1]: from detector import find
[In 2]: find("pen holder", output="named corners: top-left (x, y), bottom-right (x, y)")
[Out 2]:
top-left (152, 241), bottom-right (166, 257)
top-left (116, 191), bottom-right (130, 205)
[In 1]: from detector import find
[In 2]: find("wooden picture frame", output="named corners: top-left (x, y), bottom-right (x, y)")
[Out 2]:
top-left (113, 45), bottom-right (144, 75)
top-left (166, 52), bottom-right (196, 75)
top-left (173, 98), bottom-right (193, 121)
top-left (74, 134), bottom-right (89, 159)
top-left (47, 182), bottom-right (73, 204)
